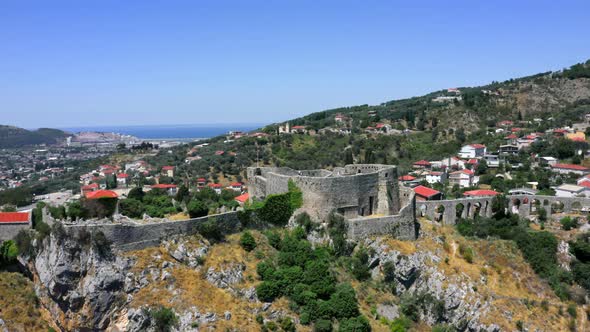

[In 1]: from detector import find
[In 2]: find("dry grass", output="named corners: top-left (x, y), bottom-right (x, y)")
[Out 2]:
top-left (0, 272), bottom-right (51, 332)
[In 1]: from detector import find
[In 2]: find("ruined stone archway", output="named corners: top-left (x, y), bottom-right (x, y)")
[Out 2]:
top-left (419, 204), bottom-right (427, 217)
top-left (456, 203), bottom-right (465, 219)
top-left (473, 202), bottom-right (482, 217)
top-left (435, 205), bottom-right (445, 223)
top-left (511, 198), bottom-right (521, 214)
top-left (572, 201), bottom-right (582, 212)
top-left (551, 201), bottom-right (564, 214)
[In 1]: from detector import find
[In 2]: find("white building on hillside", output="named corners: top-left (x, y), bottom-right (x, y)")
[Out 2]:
top-left (458, 144), bottom-right (487, 158)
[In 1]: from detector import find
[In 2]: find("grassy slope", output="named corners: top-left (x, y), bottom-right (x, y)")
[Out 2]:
top-left (0, 272), bottom-right (53, 332)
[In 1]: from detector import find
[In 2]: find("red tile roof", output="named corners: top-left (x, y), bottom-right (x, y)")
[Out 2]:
top-left (151, 184), bottom-right (178, 189)
top-left (235, 193), bottom-right (250, 203)
top-left (413, 160), bottom-right (431, 166)
top-left (0, 212), bottom-right (29, 223)
top-left (413, 185), bottom-right (441, 198)
top-left (467, 159), bottom-right (478, 164)
top-left (82, 183), bottom-right (99, 190)
top-left (116, 173), bottom-right (129, 178)
top-left (505, 134), bottom-right (517, 139)
top-left (85, 190), bottom-right (118, 199)
top-left (162, 166), bottom-right (175, 171)
top-left (579, 181), bottom-right (590, 188)
top-left (470, 144), bottom-right (486, 149)
top-left (208, 183), bottom-right (222, 188)
top-left (463, 189), bottom-right (499, 197)
top-left (398, 175), bottom-right (416, 181)
top-left (197, 178), bottom-right (207, 182)
top-left (230, 182), bottom-right (242, 187)
top-left (552, 164), bottom-right (590, 171)
top-left (451, 169), bottom-right (474, 176)
top-left (292, 125), bottom-right (306, 129)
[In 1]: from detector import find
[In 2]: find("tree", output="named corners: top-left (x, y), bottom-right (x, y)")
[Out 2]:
top-left (338, 316), bottom-right (371, 332)
top-left (240, 231), bottom-right (257, 252)
top-left (119, 198), bottom-right (145, 219)
top-left (0, 240), bottom-right (18, 266)
top-left (150, 307), bottom-right (178, 332)
top-left (175, 185), bottom-right (190, 203)
top-left (329, 284), bottom-right (359, 319)
top-left (127, 187), bottom-right (145, 201)
top-left (187, 200), bottom-right (208, 218)
top-left (476, 159), bottom-right (488, 175)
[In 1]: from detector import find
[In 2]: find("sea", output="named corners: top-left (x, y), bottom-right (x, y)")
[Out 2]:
top-left (59, 124), bottom-right (264, 141)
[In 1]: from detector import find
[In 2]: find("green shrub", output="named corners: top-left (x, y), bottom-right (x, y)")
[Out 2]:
top-left (329, 283), bottom-right (359, 319)
top-left (338, 315), bottom-right (371, 332)
top-left (567, 304), bottom-right (577, 318)
top-left (150, 306), bottom-right (178, 332)
top-left (383, 261), bottom-right (396, 283)
top-left (295, 212), bottom-right (314, 234)
top-left (187, 200), bottom-right (208, 218)
top-left (14, 230), bottom-right (34, 257)
top-left (265, 231), bottom-right (282, 249)
top-left (313, 319), bottom-right (332, 332)
top-left (459, 244), bottom-right (474, 264)
top-left (256, 281), bottom-right (282, 302)
top-left (198, 220), bottom-right (223, 242)
top-left (560, 216), bottom-right (579, 231)
top-left (351, 247), bottom-right (371, 281)
top-left (240, 231), bottom-right (257, 252)
top-left (258, 193), bottom-right (294, 226)
top-left (279, 317), bottom-right (296, 332)
top-left (390, 315), bottom-right (412, 332)
top-left (119, 198), bottom-right (144, 218)
top-left (0, 240), bottom-right (18, 266)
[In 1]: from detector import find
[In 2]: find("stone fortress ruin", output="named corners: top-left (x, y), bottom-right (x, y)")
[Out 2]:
top-left (247, 164), bottom-right (418, 240)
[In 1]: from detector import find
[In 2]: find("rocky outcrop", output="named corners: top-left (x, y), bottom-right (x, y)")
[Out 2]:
top-left (366, 238), bottom-right (499, 332)
top-left (30, 231), bottom-right (133, 330)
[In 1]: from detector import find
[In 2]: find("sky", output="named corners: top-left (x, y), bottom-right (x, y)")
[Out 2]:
top-left (1, 1), bottom-right (589, 128)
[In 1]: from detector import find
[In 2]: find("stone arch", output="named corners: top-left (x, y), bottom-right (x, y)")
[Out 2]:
top-left (551, 201), bottom-right (564, 214)
top-left (419, 204), bottom-right (427, 217)
top-left (483, 200), bottom-right (490, 217)
top-left (530, 199), bottom-right (541, 215)
top-left (511, 198), bottom-right (521, 214)
top-left (473, 202), bottom-right (482, 217)
top-left (435, 205), bottom-right (445, 223)
top-left (456, 203), bottom-right (465, 219)
top-left (572, 201), bottom-right (582, 211)
top-left (543, 199), bottom-right (549, 206)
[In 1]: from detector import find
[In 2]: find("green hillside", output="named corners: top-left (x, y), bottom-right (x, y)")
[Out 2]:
top-left (0, 125), bottom-right (69, 148)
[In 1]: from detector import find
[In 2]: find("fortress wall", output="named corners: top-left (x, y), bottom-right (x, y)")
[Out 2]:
top-left (0, 222), bottom-right (31, 242)
top-left (346, 191), bottom-right (417, 240)
top-left (63, 212), bottom-right (241, 251)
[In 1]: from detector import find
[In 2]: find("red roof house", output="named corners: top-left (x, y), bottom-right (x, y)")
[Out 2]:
top-left (85, 190), bottom-right (119, 199)
top-left (235, 193), bottom-right (250, 205)
top-left (413, 160), bottom-right (431, 169)
top-left (398, 175), bottom-right (417, 182)
top-left (0, 212), bottom-right (30, 223)
top-left (413, 186), bottom-right (442, 201)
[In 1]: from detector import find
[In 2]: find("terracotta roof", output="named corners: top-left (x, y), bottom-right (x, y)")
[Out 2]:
top-left (208, 183), bottom-right (222, 188)
top-left (413, 160), bottom-right (431, 166)
top-left (505, 134), bottom-right (517, 139)
top-left (85, 190), bottom-right (118, 199)
top-left (292, 125), bottom-right (306, 129)
top-left (579, 181), bottom-right (590, 188)
top-left (552, 164), bottom-right (590, 171)
top-left (162, 166), bottom-right (175, 171)
top-left (413, 185), bottom-right (441, 198)
top-left (235, 193), bottom-right (250, 203)
top-left (398, 175), bottom-right (416, 181)
top-left (151, 184), bottom-right (178, 189)
top-left (230, 182), bottom-right (242, 187)
top-left (116, 173), bottom-right (129, 178)
top-left (470, 144), bottom-right (486, 149)
top-left (467, 159), bottom-right (478, 164)
top-left (0, 212), bottom-right (29, 223)
top-left (197, 178), bottom-right (207, 182)
top-left (451, 169), bottom-right (474, 176)
top-left (82, 183), bottom-right (99, 190)
top-left (463, 189), bottom-right (499, 197)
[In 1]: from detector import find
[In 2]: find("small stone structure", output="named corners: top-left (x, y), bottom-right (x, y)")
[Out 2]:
top-left (418, 197), bottom-right (495, 225)
top-left (0, 212), bottom-right (31, 242)
top-left (247, 164), bottom-right (418, 240)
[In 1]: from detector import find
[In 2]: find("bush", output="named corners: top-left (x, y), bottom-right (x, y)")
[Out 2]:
top-left (295, 212), bottom-right (314, 234)
top-left (150, 306), bottom-right (178, 332)
top-left (329, 283), bottom-right (359, 319)
top-left (351, 247), bottom-right (371, 281)
top-left (459, 244), bottom-right (474, 264)
top-left (265, 231), bottom-right (282, 249)
top-left (258, 193), bottom-right (294, 226)
top-left (338, 315), bottom-right (371, 332)
top-left (187, 200), bottom-right (208, 218)
top-left (0, 240), bottom-right (18, 266)
top-left (14, 230), bottom-right (33, 257)
top-left (240, 231), bottom-right (257, 252)
top-left (256, 280), bottom-right (282, 302)
top-left (383, 261), bottom-right (396, 283)
top-left (198, 220), bottom-right (223, 242)
top-left (127, 187), bottom-right (145, 201)
top-left (119, 198), bottom-right (145, 218)
top-left (390, 315), bottom-right (412, 332)
top-left (560, 216), bottom-right (579, 231)
top-left (313, 319), bottom-right (332, 332)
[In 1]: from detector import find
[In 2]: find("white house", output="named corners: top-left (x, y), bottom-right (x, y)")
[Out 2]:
top-left (116, 173), bottom-right (129, 186)
top-left (539, 157), bottom-right (558, 167)
top-left (555, 184), bottom-right (587, 198)
top-left (449, 169), bottom-right (477, 188)
top-left (437, 156), bottom-right (466, 170)
top-left (424, 171), bottom-right (446, 184)
top-left (278, 123), bottom-right (291, 134)
top-left (551, 163), bottom-right (590, 176)
top-left (483, 154), bottom-right (500, 168)
top-left (458, 144), bottom-right (487, 158)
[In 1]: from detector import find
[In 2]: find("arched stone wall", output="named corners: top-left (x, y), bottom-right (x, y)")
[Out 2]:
top-left (419, 197), bottom-right (495, 225)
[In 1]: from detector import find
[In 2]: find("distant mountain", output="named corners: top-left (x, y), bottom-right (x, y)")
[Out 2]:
top-left (0, 125), bottom-right (69, 148)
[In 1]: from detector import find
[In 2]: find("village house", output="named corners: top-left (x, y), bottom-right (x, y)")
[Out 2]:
top-left (208, 183), bottom-right (223, 194)
top-left (483, 154), bottom-right (500, 168)
top-left (0, 211), bottom-right (31, 242)
top-left (449, 169), bottom-right (477, 188)
top-left (278, 123), bottom-right (291, 134)
top-left (229, 182), bottom-right (243, 192)
top-left (116, 173), bottom-right (129, 187)
top-left (398, 175), bottom-right (418, 186)
top-left (334, 113), bottom-right (351, 124)
top-left (539, 156), bottom-right (558, 167)
top-left (161, 166), bottom-right (175, 177)
top-left (291, 125), bottom-right (308, 134)
top-left (197, 178), bottom-right (207, 189)
top-left (435, 156), bottom-right (466, 170)
top-left (413, 185), bottom-right (442, 201)
top-left (151, 184), bottom-right (178, 196)
top-left (424, 171), bottom-right (446, 184)
top-left (458, 144), bottom-right (487, 158)
top-left (551, 163), bottom-right (590, 176)
top-left (81, 183), bottom-right (99, 195)
top-left (555, 184), bottom-right (587, 198)
top-left (499, 144), bottom-right (519, 155)
top-left (413, 160), bottom-right (431, 169)
top-left (234, 192), bottom-right (249, 206)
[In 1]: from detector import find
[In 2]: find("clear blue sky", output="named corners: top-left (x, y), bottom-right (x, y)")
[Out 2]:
top-left (1, 1), bottom-right (589, 128)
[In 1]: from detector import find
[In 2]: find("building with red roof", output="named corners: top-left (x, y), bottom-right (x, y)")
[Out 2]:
top-left (208, 183), bottom-right (223, 194)
top-left (161, 166), bottom-right (175, 177)
top-left (85, 190), bottom-right (118, 200)
top-left (413, 160), bottom-right (431, 169)
top-left (229, 182), bottom-right (243, 192)
top-left (116, 173), bottom-right (130, 186)
top-left (81, 183), bottom-right (99, 195)
top-left (0, 211), bottom-right (31, 241)
top-left (151, 184), bottom-right (178, 196)
top-left (449, 169), bottom-right (476, 188)
top-left (197, 178), bottom-right (207, 187)
top-left (398, 175), bottom-right (417, 182)
top-left (463, 189), bottom-right (499, 197)
top-left (458, 144), bottom-right (487, 158)
top-left (551, 163), bottom-right (590, 175)
top-left (413, 185), bottom-right (442, 201)
top-left (234, 193), bottom-right (250, 205)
